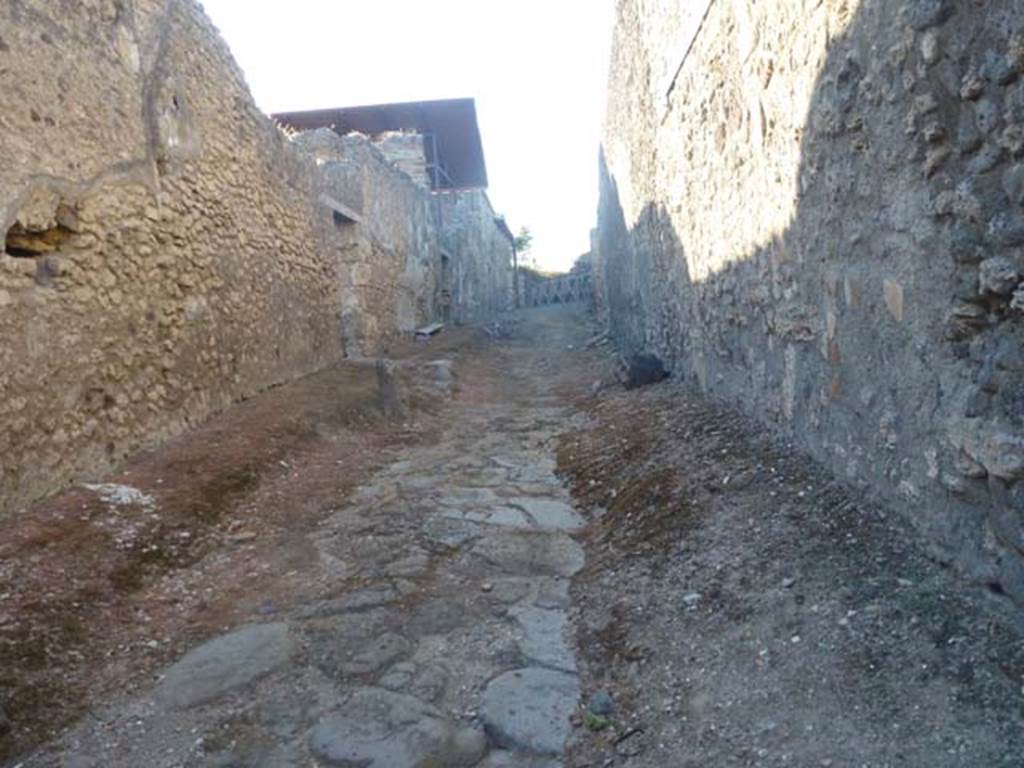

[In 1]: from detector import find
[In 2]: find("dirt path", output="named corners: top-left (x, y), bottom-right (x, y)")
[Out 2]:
top-left (5, 304), bottom-right (1024, 767)
top-left (560, 361), bottom-right (1024, 767)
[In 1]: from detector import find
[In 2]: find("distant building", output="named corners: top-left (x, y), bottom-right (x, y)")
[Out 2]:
top-left (274, 98), bottom-right (489, 192)
top-left (275, 98), bottom-right (517, 324)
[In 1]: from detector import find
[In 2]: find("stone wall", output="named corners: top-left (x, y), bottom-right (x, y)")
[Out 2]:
top-left (376, 133), bottom-right (431, 189)
top-left (596, 0), bottom-right (1024, 601)
top-left (435, 190), bottom-right (515, 324)
top-left (521, 263), bottom-right (594, 307)
top-left (293, 130), bottom-right (440, 354)
top-left (0, 0), bottom-right (446, 516)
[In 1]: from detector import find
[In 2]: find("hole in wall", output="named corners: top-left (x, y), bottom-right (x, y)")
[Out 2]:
top-left (332, 210), bottom-right (356, 228)
top-left (987, 581), bottom-right (1007, 597)
top-left (5, 202), bottom-right (78, 258)
top-left (4, 222), bottom-right (72, 258)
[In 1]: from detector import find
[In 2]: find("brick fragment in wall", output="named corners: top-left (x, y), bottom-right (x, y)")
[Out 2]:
top-left (594, 0), bottom-right (1024, 603)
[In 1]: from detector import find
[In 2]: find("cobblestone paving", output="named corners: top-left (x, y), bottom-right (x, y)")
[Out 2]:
top-left (20, 309), bottom-right (590, 768)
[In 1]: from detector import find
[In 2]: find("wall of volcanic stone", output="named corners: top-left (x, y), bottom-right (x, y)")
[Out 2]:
top-left (0, 0), bottom-right (437, 516)
top-left (293, 129), bottom-right (441, 356)
top-left (435, 190), bottom-right (515, 325)
top-left (596, 0), bottom-right (1024, 601)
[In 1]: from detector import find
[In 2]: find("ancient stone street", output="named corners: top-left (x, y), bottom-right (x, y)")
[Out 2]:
top-left (16, 308), bottom-right (593, 767)
top-left (5, 306), bottom-right (1024, 767)
top-left (4, 1), bottom-right (1024, 765)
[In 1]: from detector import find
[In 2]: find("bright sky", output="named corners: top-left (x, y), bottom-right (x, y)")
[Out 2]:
top-left (199, 0), bottom-right (615, 273)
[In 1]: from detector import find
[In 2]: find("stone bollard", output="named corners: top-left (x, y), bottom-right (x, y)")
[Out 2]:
top-left (376, 359), bottom-right (403, 419)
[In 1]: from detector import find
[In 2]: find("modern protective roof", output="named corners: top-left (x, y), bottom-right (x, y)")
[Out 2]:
top-left (273, 98), bottom-right (488, 190)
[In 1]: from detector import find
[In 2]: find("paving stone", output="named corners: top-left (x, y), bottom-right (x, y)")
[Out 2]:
top-left (488, 578), bottom-right (535, 604)
top-left (341, 632), bottom-right (413, 676)
top-left (509, 605), bottom-right (576, 672)
top-left (512, 466), bottom-right (561, 485)
top-left (378, 661), bottom-right (450, 702)
top-left (470, 533), bottom-right (585, 577)
top-left (422, 515), bottom-right (484, 549)
top-left (439, 486), bottom-right (501, 507)
top-left (385, 548), bottom-right (432, 577)
top-left (512, 482), bottom-right (566, 496)
top-left (295, 584), bottom-right (400, 619)
top-left (437, 505), bottom-right (534, 528)
top-left (481, 667), bottom-right (580, 756)
top-left (480, 751), bottom-right (562, 768)
top-left (407, 597), bottom-right (468, 635)
top-left (461, 467), bottom-right (513, 487)
top-left (156, 623), bottom-right (295, 708)
top-left (535, 579), bottom-right (571, 609)
top-left (506, 497), bottom-right (583, 530)
top-left (397, 478), bottom-right (439, 496)
top-left (308, 687), bottom-right (484, 767)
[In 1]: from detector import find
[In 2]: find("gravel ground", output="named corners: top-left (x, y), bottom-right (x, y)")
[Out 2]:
top-left (559, 365), bottom-right (1024, 767)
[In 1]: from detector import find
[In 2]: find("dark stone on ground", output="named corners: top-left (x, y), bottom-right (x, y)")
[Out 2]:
top-left (621, 353), bottom-right (669, 389)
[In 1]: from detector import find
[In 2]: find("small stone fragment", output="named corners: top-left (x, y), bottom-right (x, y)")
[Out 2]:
top-left (979, 257), bottom-right (1021, 296)
top-left (989, 213), bottom-right (1024, 246)
top-left (1001, 123), bottom-right (1024, 157)
top-left (920, 30), bottom-right (941, 65)
top-left (883, 279), bottom-right (904, 322)
top-left (961, 74), bottom-right (985, 101)
top-left (963, 428), bottom-right (1024, 481)
top-left (588, 690), bottom-right (615, 716)
top-left (968, 143), bottom-right (1005, 174)
top-left (905, 0), bottom-right (955, 30)
top-left (1012, 285), bottom-right (1024, 312)
top-left (975, 99), bottom-right (1002, 135)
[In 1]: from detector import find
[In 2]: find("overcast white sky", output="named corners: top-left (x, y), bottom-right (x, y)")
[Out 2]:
top-left (199, 0), bottom-right (615, 273)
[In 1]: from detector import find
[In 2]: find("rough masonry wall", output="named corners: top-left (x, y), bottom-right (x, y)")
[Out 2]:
top-left (435, 191), bottom-right (515, 324)
top-left (597, 0), bottom-right (1024, 601)
top-left (377, 133), bottom-right (431, 189)
top-left (293, 130), bottom-right (440, 354)
top-left (521, 267), bottom-right (593, 307)
top-left (1, 0), bottom-right (373, 517)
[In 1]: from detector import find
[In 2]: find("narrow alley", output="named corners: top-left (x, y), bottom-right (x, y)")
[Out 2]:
top-left (2, 305), bottom-right (1021, 767)
top-left (4, 1), bottom-right (1024, 766)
